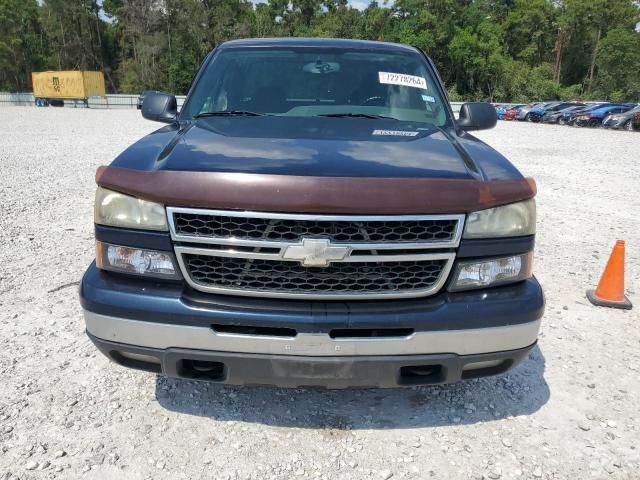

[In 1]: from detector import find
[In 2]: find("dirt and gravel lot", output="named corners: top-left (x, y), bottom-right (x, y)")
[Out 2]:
top-left (0, 106), bottom-right (639, 480)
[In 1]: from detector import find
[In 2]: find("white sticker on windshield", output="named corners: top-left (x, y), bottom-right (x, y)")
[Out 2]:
top-left (378, 72), bottom-right (427, 89)
top-left (372, 129), bottom-right (419, 137)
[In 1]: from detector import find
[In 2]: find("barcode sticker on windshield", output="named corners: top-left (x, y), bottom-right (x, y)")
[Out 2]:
top-left (378, 72), bottom-right (427, 89)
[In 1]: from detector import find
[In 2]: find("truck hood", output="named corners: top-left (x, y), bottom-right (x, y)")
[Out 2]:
top-left (103, 116), bottom-right (532, 213)
top-left (115, 116), bottom-right (488, 179)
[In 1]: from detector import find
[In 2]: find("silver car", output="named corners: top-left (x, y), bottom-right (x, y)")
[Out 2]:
top-left (602, 104), bottom-right (640, 131)
top-left (516, 102), bottom-right (548, 121)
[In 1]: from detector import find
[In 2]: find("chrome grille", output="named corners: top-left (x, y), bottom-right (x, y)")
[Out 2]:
top-left (172, 212), bottom-right (458, 243)
top-left (184, 255), bottom-right (447, 295)
top-left (168, 208), bottom-right (463, 300)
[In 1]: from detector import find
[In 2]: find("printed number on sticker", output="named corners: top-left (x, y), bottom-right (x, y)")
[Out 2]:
top-left (378, 72), bottom-right (427, 89)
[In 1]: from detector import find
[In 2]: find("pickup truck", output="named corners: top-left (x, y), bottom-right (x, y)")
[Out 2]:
top-left (80, 38), bottom-right (544, 389)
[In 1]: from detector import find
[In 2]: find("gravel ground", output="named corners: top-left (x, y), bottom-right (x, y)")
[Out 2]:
top-left (0, 107), bottom-right (639, 480)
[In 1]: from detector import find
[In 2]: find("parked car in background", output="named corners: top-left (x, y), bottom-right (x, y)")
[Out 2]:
top-left (494, 104), bottom-right (507, 119)
top-left (503, 109), bottom-right (517, 121)
top-left (486, 100), bottom-right (637, 128)
top-left (574, 104), bottom-right (634, 127)
top-left (602, 104), bottom-right (640, 131)
top-left (503, 105), bottom-right (525, 121)
top-left (558, 103), bottom-right (610, 126)
top-left (494, 104), bottom-right (525, 120)
top-left (542, 105), bottom-right (585, 124)
top-left (499, 104), bottom-right (524, 120)
top-left (529, 102), bottom-right (584, 123)
top-left (526, 102), bottom-right (559, 122)
top-left (516, 102), bottom-right (547, 121)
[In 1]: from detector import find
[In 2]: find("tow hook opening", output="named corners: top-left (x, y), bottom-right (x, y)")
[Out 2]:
top-left (178, 359), bottom-right (226, 381)
top-left (399, 364), bottom-right (444, 385)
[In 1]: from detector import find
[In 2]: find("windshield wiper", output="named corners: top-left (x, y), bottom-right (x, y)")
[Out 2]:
top-left (317, 113), bottom-right (399, 120)
top-left (194, 110), bottom-right (265, 118)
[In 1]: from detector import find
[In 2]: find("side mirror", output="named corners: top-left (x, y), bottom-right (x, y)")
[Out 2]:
top-left (141, 92), bottom-right (177, 123)
top-left (457, 102), bottom-right (497, 131)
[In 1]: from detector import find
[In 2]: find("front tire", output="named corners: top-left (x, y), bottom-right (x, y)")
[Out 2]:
top-left (625, 120), bottom-right (634, 132)
top-left (588, 119), bottom-right (600, 128)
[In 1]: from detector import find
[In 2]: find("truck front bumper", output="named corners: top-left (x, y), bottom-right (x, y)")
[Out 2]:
top-left (80, 263), bottom-right (544, 388)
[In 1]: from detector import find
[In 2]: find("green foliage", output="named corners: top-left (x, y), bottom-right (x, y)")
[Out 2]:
top-left (503, 0), bottom-right (555, 65)
top-left (0, 0), bottom-right (46, 91)
top-left (445, 84), bottom-right (464, 102)
top-left (388, 2), bottom-right (437, 52)
top-left (39, 0), bottom-right (116, 89)
top-left (558, 83), bottom-right (583, 101)
top-left (1, 0), bottom-right (639, 100)
top-left (449, 21), bottom-right (506, 100)
top-left (493, 61), bottom-right (557, 102)
top-left (592, 27), bottom-right (640, 100)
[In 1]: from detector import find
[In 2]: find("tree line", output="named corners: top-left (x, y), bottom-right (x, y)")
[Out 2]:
top-left (1, 0), bottom-right (639, 102)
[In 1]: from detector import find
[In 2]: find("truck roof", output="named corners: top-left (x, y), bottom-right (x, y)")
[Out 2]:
top-left (218, 37), bottom-right (419, 53)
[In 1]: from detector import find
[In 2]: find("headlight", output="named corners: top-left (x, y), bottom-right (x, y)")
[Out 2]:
top-left (96, 241), bottom-right (181, 279)
top-left (448, 253), bottom-right (532, 292)
top-left (95, 187), bottom-right (168, 231)
top-left (463, 199), bottom-right (535, 239)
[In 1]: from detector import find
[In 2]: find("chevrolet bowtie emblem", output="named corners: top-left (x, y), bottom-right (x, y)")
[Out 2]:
top-left (282, 238), bottom-right (351, 267)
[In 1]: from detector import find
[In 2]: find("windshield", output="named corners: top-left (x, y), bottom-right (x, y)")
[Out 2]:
top-left (182, 47), bottom-right (449, 127)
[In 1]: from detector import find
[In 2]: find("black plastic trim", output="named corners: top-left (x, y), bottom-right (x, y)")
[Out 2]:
top-left (95, 225), bottom-right (173, 251)
top-left (457, 235), bottom-right (535, 258)
top-left (88, 332), bottom-right (535, 389)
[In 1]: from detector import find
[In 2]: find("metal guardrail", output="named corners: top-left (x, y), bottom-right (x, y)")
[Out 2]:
top-left (0, 92), bottom-right (35, 105)
top-left (2, 92), bottom-right (451, 112)
top-left (0, 92), bottom-right (186, 109)
top-left (88, 94), bottom-right (187, 109)
top-left (0, 93), bottom-right (606, 114)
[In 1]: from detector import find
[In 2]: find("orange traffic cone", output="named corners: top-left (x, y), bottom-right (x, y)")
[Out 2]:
top-left (586, 240), bottom-right (632, 310)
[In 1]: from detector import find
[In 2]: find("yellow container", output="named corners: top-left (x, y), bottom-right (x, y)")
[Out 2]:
top-left (31, 71), bottom-right (106, 100)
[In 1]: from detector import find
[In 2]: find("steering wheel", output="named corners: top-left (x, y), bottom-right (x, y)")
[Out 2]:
top-left (360, 96), bottom-right (385, 106)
